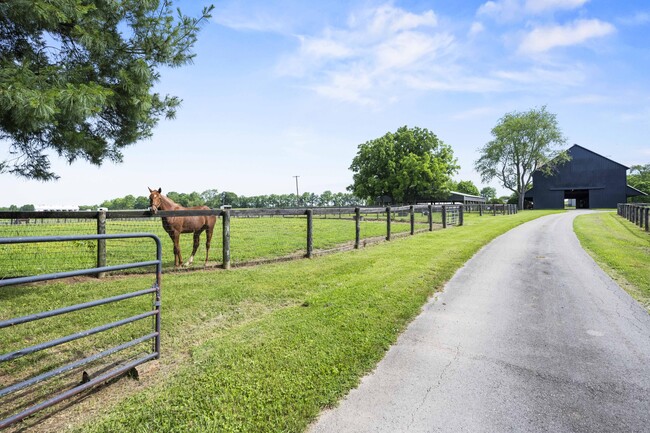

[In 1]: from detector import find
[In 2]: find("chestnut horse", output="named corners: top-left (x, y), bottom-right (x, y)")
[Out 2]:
top-left (148, 187), bottom-right (217, 267)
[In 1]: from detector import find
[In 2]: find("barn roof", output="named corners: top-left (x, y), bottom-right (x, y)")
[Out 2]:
top-left (448, 191), bottom-right (486, 203)
top-left (626, 184), bottom-right (648, 197)
top-left (568, 144), bottom-right (629, 170)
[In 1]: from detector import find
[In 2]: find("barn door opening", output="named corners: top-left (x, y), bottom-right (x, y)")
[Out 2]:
top-left (564, 189), bottom-right (589, 209)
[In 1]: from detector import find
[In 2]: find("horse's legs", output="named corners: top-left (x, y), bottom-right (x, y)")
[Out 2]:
top-left (172, 232), bottom-right (183, 267)
top-left (187, 231), bottom-right (202, 266)
top-left (205, 223), bottom-right (214, 265)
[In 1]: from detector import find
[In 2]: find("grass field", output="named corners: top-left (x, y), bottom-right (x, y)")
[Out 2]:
top-left (0, 209), bottom-right (558, 432)
top-left (0, 215), bottom-right (428, 277)
top-left (574, 211), bottom-right (650, 310)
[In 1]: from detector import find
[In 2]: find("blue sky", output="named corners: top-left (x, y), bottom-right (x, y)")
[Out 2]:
top-left (2, 0), bottom-right (649, 207)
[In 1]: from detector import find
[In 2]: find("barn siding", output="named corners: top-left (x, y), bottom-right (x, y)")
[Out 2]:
top-left (530, 145), bottom-right (628, 209)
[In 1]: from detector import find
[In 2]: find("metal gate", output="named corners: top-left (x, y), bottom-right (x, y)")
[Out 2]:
top-left (0, 233), bottom-right (162, 429)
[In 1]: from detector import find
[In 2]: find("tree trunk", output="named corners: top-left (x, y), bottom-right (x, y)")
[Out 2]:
top-left (518, 190), bottom-right (525, 210)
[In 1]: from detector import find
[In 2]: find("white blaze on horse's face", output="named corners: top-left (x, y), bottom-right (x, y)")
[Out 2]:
top-left (148, 187), bottom-right (162, 214)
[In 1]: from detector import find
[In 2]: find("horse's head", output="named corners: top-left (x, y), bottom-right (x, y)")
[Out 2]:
top-left (148, 187), bottom-right (163, 214)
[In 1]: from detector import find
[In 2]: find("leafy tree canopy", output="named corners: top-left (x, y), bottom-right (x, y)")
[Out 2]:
top-left (480, 186), bottom-right (497, 201)
top-left (475, 106), bottom-right (568, 210)
top-left (0, 0), bottom-right (213, 180)
top-left (453, 180), bottom-right (480, 196)
top-left (349, 126), bottom-right (458, 204)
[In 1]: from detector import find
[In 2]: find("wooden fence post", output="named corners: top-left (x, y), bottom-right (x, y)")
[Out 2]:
top-left (645, 208), bottom-right (649, 232)
top-left (410, 205), bottom-right (415, 235)
top-left (96, 209), bottom-right (107, 278)
top-left (639, 206), bottom-right (645, 229)
top-left (442, 205), bottom-right (447, 228)
top-left (386, 206), bottom-right (391, 241)
top-left (354, 207), bottom-right (361, 249)
top-left (306, 209), bottom-right (313, 258)
top-left (222, 210), bottom-right (231, 269)
top-left (493, 205), bottom-right (497, 216)
top-left (459, 205), bottom-right (464, 226)
top-left (428, 204), bottom-right (433, 231)
top-left (479, 204), bottom-right (483, 216)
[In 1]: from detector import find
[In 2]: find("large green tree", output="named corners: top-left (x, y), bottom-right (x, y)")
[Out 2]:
top-left (475, 106), bottom-right (569, 210)
top-left (480, 186), bottom-right (497, 201)
top-left (0, 0), bottom-right (213, 180)
top-left (453, 180), bottom-right (480, 196)
top-left (349, 126), bottom-right (458, 204)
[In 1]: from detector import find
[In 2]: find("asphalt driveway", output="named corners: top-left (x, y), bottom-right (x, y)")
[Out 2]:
top-left (308, 211), bottom-right (650, 433)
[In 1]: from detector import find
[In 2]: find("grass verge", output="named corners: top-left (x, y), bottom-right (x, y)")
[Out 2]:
top-left (2, 210), bottom-right (558, 432)
top-left (574, 211), bottom-right (650, 310)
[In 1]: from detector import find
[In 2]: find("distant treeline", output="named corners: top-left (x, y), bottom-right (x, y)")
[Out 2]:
top-left (0, 204), bottom-right (36, 212)
top-left (74, 190), bottom-right (367, 210)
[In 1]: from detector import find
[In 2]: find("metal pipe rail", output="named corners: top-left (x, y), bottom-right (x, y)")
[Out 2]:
top-left (0, 233), bottom-right (162, 430)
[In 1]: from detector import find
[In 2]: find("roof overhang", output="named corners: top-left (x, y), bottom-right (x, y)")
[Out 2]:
top-left (627, 185), bottom-right (648, 197)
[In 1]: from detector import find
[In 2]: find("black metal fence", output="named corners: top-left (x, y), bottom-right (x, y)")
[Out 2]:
top-left (617, 203), bottom-right (650, 231)
top-left (0, 233), bottom-right (162, 429)
top-left (0, 204), bottom-right (517, 277)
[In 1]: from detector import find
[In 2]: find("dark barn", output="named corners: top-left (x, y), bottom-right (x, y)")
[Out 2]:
top-left (525, 144), bottom-right (646, 209)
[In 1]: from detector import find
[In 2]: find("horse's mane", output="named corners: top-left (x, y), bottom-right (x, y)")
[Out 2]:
top-left (159, 193), bottom-right (181, 210)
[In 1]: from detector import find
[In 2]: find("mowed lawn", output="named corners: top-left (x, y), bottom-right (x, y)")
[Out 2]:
top-left (574, 211), bottom-right (650, 310)
top-left (1, 210), bottom-right (558, 432)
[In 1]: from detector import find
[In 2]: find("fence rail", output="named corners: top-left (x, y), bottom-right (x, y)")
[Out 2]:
top-left (0, 233), bottom-right (162, 429)
top-left (0, 204), bottom-right (517, 277)
top-left (617, 203), bottom-right (650, 232)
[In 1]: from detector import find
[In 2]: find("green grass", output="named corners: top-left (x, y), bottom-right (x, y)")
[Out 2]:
top-left (574, 211), bottom-right (650, 310)
top-left (0, 216), bottom-right (420, 277)
top-left (1, 210), bottom-right (559, 432)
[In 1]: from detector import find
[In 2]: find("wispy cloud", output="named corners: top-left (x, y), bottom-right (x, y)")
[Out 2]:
top-left (468, 22), bottom-right (485, 37)
top-left (215, 2), bottom-right (618, 105)
top-left (617, 11), bottom-right (650, 26)
top-left (478, 0), bottom-right (590, 21)
top-left (519, 19), bottom-right (615, 54)
top-left (561, 93), bottom-right (608, 104)
top-left (494, 64), bottom-right (587, 88)
top-left (275, 4), bottom-right (464, 104)
top-left (525, 0), bottom-right (590, 13)
top-left (213, 8), bottom-right (291, 33)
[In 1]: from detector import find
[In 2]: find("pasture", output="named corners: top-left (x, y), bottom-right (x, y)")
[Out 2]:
top-left (1, 210), bottom-right (554, 432)
top-left (0, 214), bottom-right (423, 278)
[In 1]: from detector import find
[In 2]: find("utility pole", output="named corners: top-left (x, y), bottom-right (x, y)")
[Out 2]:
top-left (293, 175), bottom-right (300, 207)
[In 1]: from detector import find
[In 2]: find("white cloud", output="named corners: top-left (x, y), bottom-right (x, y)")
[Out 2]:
top-left (469, 22), bottom-right (485, 36)
top-left (478, 0), bottom-right (589, 20)
top-left (617, 12), bottom-right (650, 26)
top-left (494, 65), bottom-right (587, 87)
top-left (477, 0), bottom-right (522, 21)
top-left (519, 19), bottom-right (615, 54)
top-left (348, 4), bottom-right (438, 35)
top-left (313, 73), bottom-right (375, 105)
top-left (274, 4), bottom-right (472, 104)
top-left (375, 32), bottom-right (452, 70)
top-left (561, 94), bottom-right (607, 104)
top-left (270, 3), bottom-right (613, 105)
top-left (213, 9), bottom-right (289, 33)
top-left (300, 36), bottom-right (354, 60)
top-left (525, 0), bottom-right (589, 13)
